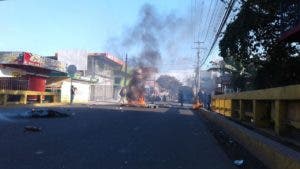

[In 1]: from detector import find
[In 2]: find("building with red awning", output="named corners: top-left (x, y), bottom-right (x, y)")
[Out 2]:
top-left (0, 51), bottom-right (67, 102)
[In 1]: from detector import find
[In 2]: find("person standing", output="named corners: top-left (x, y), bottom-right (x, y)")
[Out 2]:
top-left (162, 95), bottom-right (167, 102)
top-left (119, 87), bottom-right (126, 104)
top-left (207, 94), bottom-right (211, 110)
top-left (70, 85), bottom-right (76, 104)
top-left (178, 90), bottom-right (184, 107)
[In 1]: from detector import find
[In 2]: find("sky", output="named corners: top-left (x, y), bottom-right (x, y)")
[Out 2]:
top-left (0, 0), bottom-right (227, 78)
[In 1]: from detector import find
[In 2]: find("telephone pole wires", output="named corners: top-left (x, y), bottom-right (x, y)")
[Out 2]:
top-left (192, 41), bottom-right (205, 97)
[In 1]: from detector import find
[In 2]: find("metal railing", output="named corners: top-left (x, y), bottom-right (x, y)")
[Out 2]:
top-left (0, 77), bottom-right (29, 90)
top-left (212, 84), bottom-right (300, 136)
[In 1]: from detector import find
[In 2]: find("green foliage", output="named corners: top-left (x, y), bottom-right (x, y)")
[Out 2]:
top-left (219, 0), bottom-right (300, 90)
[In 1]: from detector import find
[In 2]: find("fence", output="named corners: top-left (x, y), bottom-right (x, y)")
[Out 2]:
top-left (0, 77), bottom-right (29, 90)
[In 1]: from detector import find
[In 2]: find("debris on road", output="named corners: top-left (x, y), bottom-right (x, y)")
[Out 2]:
top-left (156, 103), bottom-right (172, 108)
top-left (24, 125), bottom-right (42, 132)
top-left (147, 104), bottom-right (158, 109)
top-left (35, 150), bottom-right (44, 155)
top-left (234, 159), bottom-right (244, 166)
top-left (20, 109), bottom-right (70, 118)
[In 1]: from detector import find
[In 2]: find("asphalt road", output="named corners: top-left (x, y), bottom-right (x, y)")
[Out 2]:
top-left (0, 105), bottom-right (235, 169)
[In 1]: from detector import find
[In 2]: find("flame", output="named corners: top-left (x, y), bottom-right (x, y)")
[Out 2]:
top-left (192, 100), bottom-right (203, 110)
top-left (128, 96), bottom-right (146, 107)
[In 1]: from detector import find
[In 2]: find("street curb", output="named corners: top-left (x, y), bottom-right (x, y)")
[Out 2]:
top-left (0, 103), bottom-right (86, 108)
top-left (0, 102), bottom-right (122, 108)
top-left (198, 109), bottom-right (300, 169)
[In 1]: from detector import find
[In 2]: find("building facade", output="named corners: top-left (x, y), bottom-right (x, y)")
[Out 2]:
top-left (0, 51), bottom-right (67, 103)
top-left (87, 53), bottom-right (124, 101)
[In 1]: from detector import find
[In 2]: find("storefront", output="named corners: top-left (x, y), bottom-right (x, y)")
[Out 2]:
top-left (0, 51), bottom-right (67, 103)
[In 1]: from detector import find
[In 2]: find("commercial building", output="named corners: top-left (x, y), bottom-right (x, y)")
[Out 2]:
top-left (54, 51), bottom-right (124, 103)
top-left (0, 51), bottom-right (67, 104)
top-left (0, 51), bottom-right (125, 105)
top-left (87, 53), bottom-right (124, 101)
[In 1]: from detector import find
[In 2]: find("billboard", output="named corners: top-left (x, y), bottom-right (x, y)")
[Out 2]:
top-left (23, 52), bottom-right (66, 72)
top-left (0, 52), bottom-right (67, 73)
top-left (0, 52), bottom-right (23, 64)
top-left (56, 49), bottom-right (88, 70)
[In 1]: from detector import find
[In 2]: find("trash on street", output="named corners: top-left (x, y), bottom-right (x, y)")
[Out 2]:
top-left (20, 109), bottom-right (70, 118)
top-left (24, 125), bottom-right (42, 132)
top-left (233, 159), bottom-right (244, 166)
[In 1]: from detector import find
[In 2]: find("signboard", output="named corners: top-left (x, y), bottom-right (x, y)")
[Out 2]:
top-left (0, 52), bottom-right (23, 64)
top-left (67, 65), bottom-right (77, 77)
top-left (43, 57), bottom-right (67, 72)
top-left (23, 52), bottom-right (66, 72)
top-left (0, 52), bottom-right (67, 73)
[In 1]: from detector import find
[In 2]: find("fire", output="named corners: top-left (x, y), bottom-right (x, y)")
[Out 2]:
top-left (192, 99), bottom-right (203, 110)
top-left (128, 96), bottom-right (146, 107)
top-left (125, 68), bottom-right (152, 108)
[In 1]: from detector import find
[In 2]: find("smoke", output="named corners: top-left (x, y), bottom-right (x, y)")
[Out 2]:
top-left (106, 3), bottom-right (191, 69)
top-left (126, 68), bottom-right (146, 102)
top-left (106, 3), bottom-right (192, 102)
top-left (122, 4), bottom-right (163, 68)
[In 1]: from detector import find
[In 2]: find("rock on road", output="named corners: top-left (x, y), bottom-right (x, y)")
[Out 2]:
top-left (0, 106), bottom-right (235, 169)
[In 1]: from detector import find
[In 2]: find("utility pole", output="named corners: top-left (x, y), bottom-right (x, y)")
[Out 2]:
top-left (124, 53), bottom-right (128, 87)
top-left (192, 41), bottom-right (205, 99)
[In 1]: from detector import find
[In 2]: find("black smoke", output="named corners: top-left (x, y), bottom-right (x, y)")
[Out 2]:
top-left (106, 3), bottom-right (191, 102)
top-left (107, 3), bottom-right (191, 69)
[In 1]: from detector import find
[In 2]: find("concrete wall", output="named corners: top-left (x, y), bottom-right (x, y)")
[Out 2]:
top-left (200, 110), bottom-right (300, 169)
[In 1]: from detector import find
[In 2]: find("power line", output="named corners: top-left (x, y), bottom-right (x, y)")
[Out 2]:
top-left (200, 0), bottom-right (236, 68)
top-left (204, 0), bottom-right (220, 42)
top-left (196, 1), bottom-right (204, 41)
top-left (205, 0), bottom-right (227, 49)
top-left (191, 0), bottom-right (198, 43)
top-left (199, 0), bottom-right (214, 41)
top-left (192, 41), bottom-right (205, 94)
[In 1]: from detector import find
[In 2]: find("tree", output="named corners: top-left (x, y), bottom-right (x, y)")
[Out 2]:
top-left (219, 0), bottom-right (300, 90)
top-left (156, 75), bottom-right (182, 97)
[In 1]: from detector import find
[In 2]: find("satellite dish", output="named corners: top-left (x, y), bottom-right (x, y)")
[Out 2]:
top-left (67, 65), bottom-right (77, 77)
